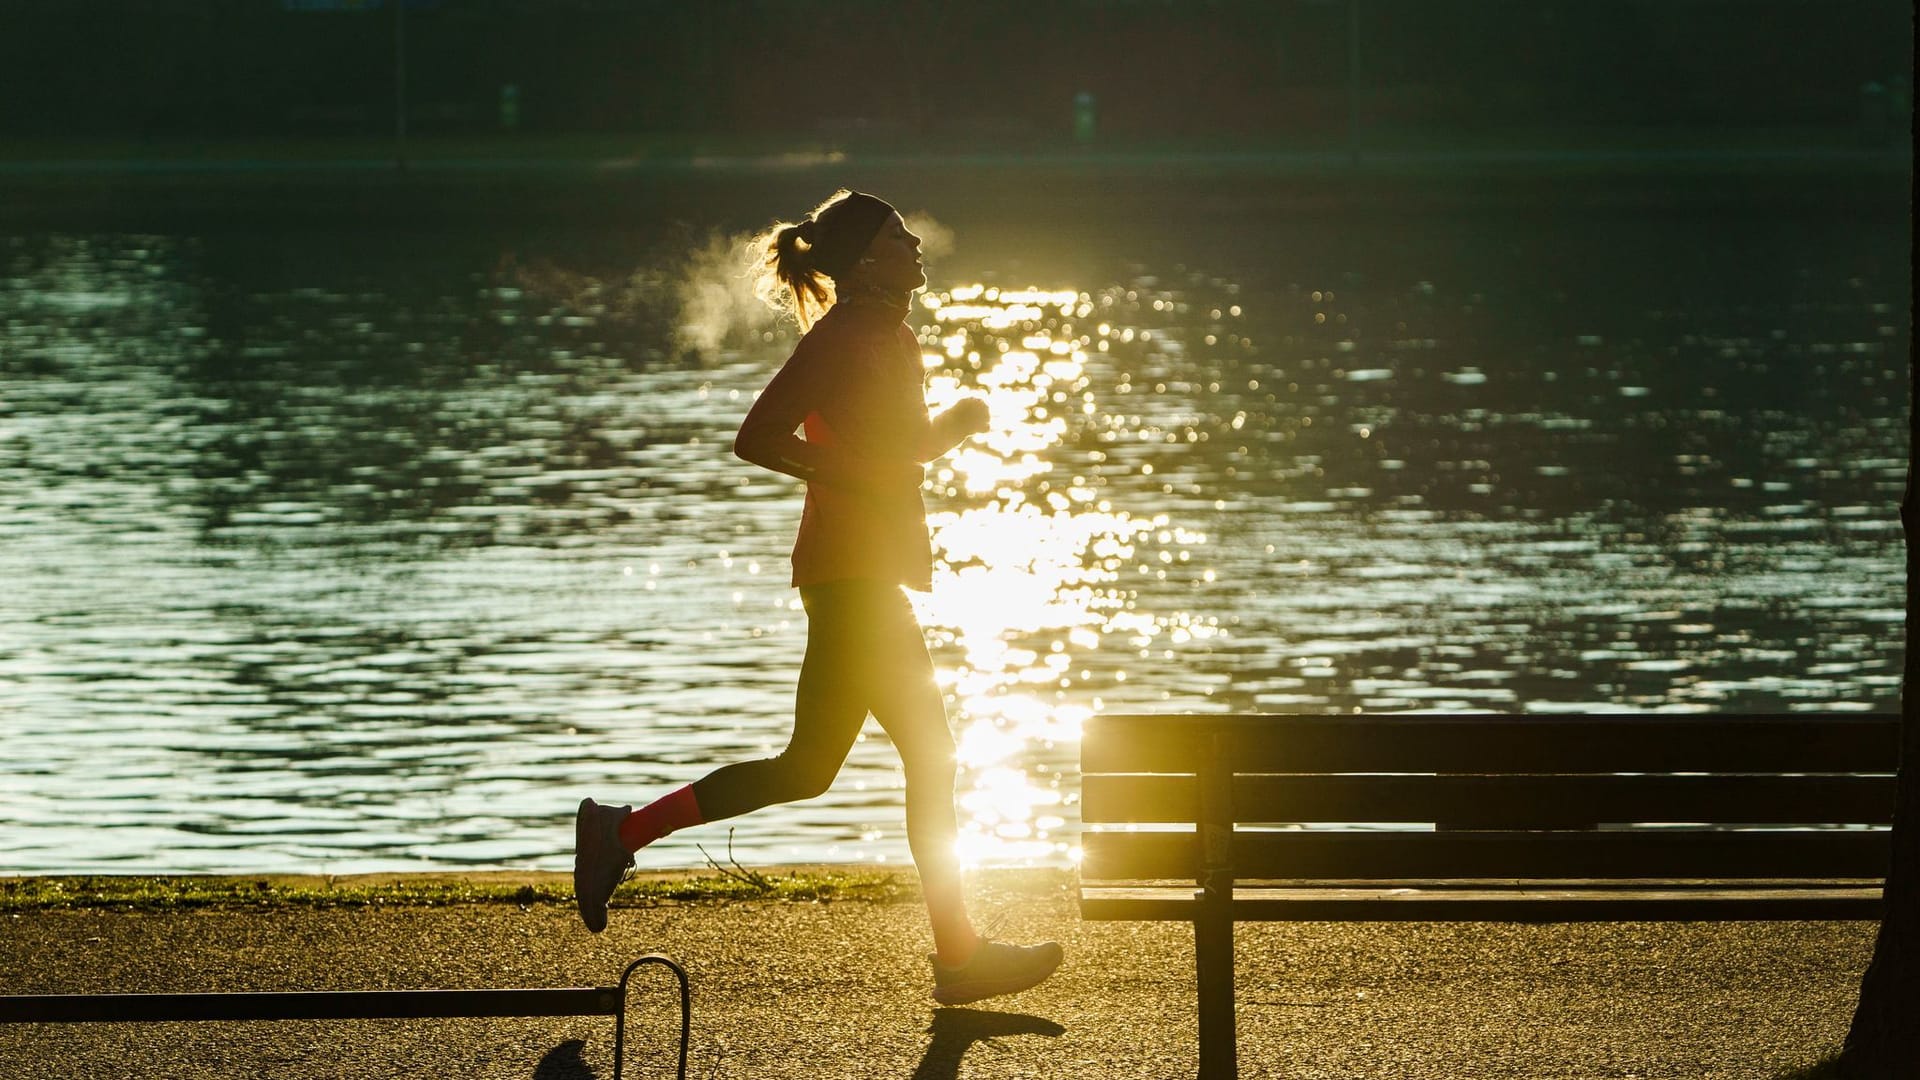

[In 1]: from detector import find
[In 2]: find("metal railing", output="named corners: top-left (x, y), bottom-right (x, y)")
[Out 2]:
top-left (0, 952), bottom-right (690, 1080)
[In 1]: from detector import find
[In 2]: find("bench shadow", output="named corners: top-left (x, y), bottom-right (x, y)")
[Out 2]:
top-left (911, 1007), bottom-right (1066, 1080)
top-left (533, 1038), bottom-right (596, 1080)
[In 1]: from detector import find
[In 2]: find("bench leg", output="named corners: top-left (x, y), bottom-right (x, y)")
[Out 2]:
top-left (1195, 911), bottom-right (1236, 1079)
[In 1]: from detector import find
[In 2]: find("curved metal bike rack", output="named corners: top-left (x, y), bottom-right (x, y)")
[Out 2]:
top-left (614, 952), bottom-right (692, 1080)
top-left (2, 951), bottom-right (694, 1079)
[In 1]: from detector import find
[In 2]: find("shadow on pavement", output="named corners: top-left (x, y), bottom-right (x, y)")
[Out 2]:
top-left (533, 1039), bottom-right (595, 1079)
top-left (912, 1007), bottom-right (1067, 1080)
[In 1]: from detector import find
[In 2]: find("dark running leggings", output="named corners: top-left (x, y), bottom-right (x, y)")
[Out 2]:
top-left (690, 579), bottom-right (958, 830)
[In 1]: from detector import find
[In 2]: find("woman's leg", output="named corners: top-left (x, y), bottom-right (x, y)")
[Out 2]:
top-left (862, 587), bottom-right (979, 966)
top-left (678, 583), bottom-right (871, 823)
top-left (861, 587), bottom-right (1063, 1005)
top-left (577, 583), bottom-right (870, 932)
top-left (616, 696), bottom-right (864, 853)
top-left (685, 690), bottom-right (867, 823)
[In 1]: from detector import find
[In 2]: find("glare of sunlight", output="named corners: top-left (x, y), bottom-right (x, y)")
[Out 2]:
top-left (912, 280), bottom-right (1214, 866)
top-left (955, 766), bottom-right (1067, 868)
top-left (955, 719), bottom-right (1025, 769)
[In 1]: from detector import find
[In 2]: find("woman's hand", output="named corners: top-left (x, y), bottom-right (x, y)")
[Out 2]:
top-left (949, 396), bottom-right (991, 436)
top-left (918, 396), bottom-right (992, 463)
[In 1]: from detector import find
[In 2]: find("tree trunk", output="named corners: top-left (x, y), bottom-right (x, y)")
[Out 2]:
top-left (1838, 322), bottom-right (1918, 1078)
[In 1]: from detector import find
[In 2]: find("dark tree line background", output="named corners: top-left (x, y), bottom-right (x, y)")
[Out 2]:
top-left (2, 0), bottom-right (1910, 140)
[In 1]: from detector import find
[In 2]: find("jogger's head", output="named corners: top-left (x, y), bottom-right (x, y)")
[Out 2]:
top-left (752, 190), bottom-right (924, 330)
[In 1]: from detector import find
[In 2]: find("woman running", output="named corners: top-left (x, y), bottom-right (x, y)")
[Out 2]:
top-left (574, 189), bottom-right (1063, 1007)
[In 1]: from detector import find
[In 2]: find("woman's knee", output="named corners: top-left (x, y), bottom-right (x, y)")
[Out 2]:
top-left (766, 751), bottom-right (840, 802)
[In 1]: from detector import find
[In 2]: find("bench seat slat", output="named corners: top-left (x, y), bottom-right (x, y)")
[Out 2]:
top-left (1083, 714), bottom-right (1898, 774)
top-left (1080, 828), bottom-right (1892, 881)
top-left (1080, 773), bottom-right (1897, 826)
top-left (1080, 884), bottom-right (1886, 923)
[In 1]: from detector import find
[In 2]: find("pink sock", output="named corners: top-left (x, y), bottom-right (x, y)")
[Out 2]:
top-left (617, 784), bottom-right (704, 853)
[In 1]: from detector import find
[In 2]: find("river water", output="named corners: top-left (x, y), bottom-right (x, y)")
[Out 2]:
top-left (1, 203), bottom-right (1907, 874)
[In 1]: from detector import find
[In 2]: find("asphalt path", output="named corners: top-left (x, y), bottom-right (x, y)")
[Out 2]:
top-left (0, 871), bottom-right (1875, 1079)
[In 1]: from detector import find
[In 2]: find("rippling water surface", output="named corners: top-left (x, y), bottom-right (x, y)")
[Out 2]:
top-left (1, 208), bottom-right (1907, 874)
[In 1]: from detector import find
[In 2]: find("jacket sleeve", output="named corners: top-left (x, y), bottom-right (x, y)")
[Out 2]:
top-left (733, 338), bottom-right (916, 497)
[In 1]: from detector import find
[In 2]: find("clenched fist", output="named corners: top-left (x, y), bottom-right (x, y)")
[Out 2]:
top-left (949, 396), bottom-right (991, 436)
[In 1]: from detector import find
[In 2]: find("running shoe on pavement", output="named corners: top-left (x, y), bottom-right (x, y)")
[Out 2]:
top-left (930, 939), bottom-right (1064, 1006)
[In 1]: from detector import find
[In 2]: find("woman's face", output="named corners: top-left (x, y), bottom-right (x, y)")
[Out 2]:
top-left (854, 212), bottom-right (925, 293)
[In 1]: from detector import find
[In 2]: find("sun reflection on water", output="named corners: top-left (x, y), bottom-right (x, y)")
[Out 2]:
top-left (910, 281), bottom-right (1226, 868)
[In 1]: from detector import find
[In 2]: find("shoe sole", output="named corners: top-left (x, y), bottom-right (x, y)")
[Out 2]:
top-left (932, 952), bottom-right (1063, 1006)
top-left (573, 797), bottom-right (608, 934)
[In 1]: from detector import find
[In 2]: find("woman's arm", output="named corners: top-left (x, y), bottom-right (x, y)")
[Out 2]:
top-left (918, 397), bottom-right (991, 462)
top-left (734, 354), bottom-right (922, 497)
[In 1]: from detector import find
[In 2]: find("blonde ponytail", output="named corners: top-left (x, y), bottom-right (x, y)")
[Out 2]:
top-left (748, 189), bottom-right (863, 332)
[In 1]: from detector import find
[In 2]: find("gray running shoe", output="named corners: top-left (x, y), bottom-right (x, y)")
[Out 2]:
top-left (573, 797), bottom-right (634, 933)
top-left (930, 940), bottom-right (1064, 1006)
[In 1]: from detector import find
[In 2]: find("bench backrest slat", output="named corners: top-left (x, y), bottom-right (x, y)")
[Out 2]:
top-left (1082, 773), bottom-right (1896, 827)
top-left (1079, 713), bottom-right (1899, 885)
top-left (1082, 714), bottom-right (1897, 774)
top-left (1080, 829), bottom-right (1893, 882)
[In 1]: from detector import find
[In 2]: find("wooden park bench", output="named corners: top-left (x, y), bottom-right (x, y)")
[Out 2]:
top-left (0, 952), bottom-right (689, 1080)
top-left (1078, 713), bottom-right (1898, 1079)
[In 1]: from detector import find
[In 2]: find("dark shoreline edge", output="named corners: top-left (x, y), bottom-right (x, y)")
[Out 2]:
top-left (2, 151), bottom-right (1909, 231)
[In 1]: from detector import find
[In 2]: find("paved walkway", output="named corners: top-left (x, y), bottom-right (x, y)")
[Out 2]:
top-left (0, 871), bottom-right (1873, 1079)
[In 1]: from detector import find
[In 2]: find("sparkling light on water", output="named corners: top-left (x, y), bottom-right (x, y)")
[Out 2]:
top-left (0, 220), bottom-right (1906, 875)
top-left (913, 284), bottom-right (1228, 867)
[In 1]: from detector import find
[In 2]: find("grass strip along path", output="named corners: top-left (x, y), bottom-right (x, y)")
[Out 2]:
top-left (0, 866), bottom-right (950, 914)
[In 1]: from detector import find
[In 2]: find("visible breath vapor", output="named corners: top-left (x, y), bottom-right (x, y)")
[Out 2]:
top-left (903, 211), bottom-right (956, 264)
top-left (509, 210), bottom-right (956, 359)
top-left (673, 229), bottom-right (776, 357)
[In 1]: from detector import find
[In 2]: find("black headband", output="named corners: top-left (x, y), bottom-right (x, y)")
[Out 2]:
top-left (805, 192), bottom-right (895, 279)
